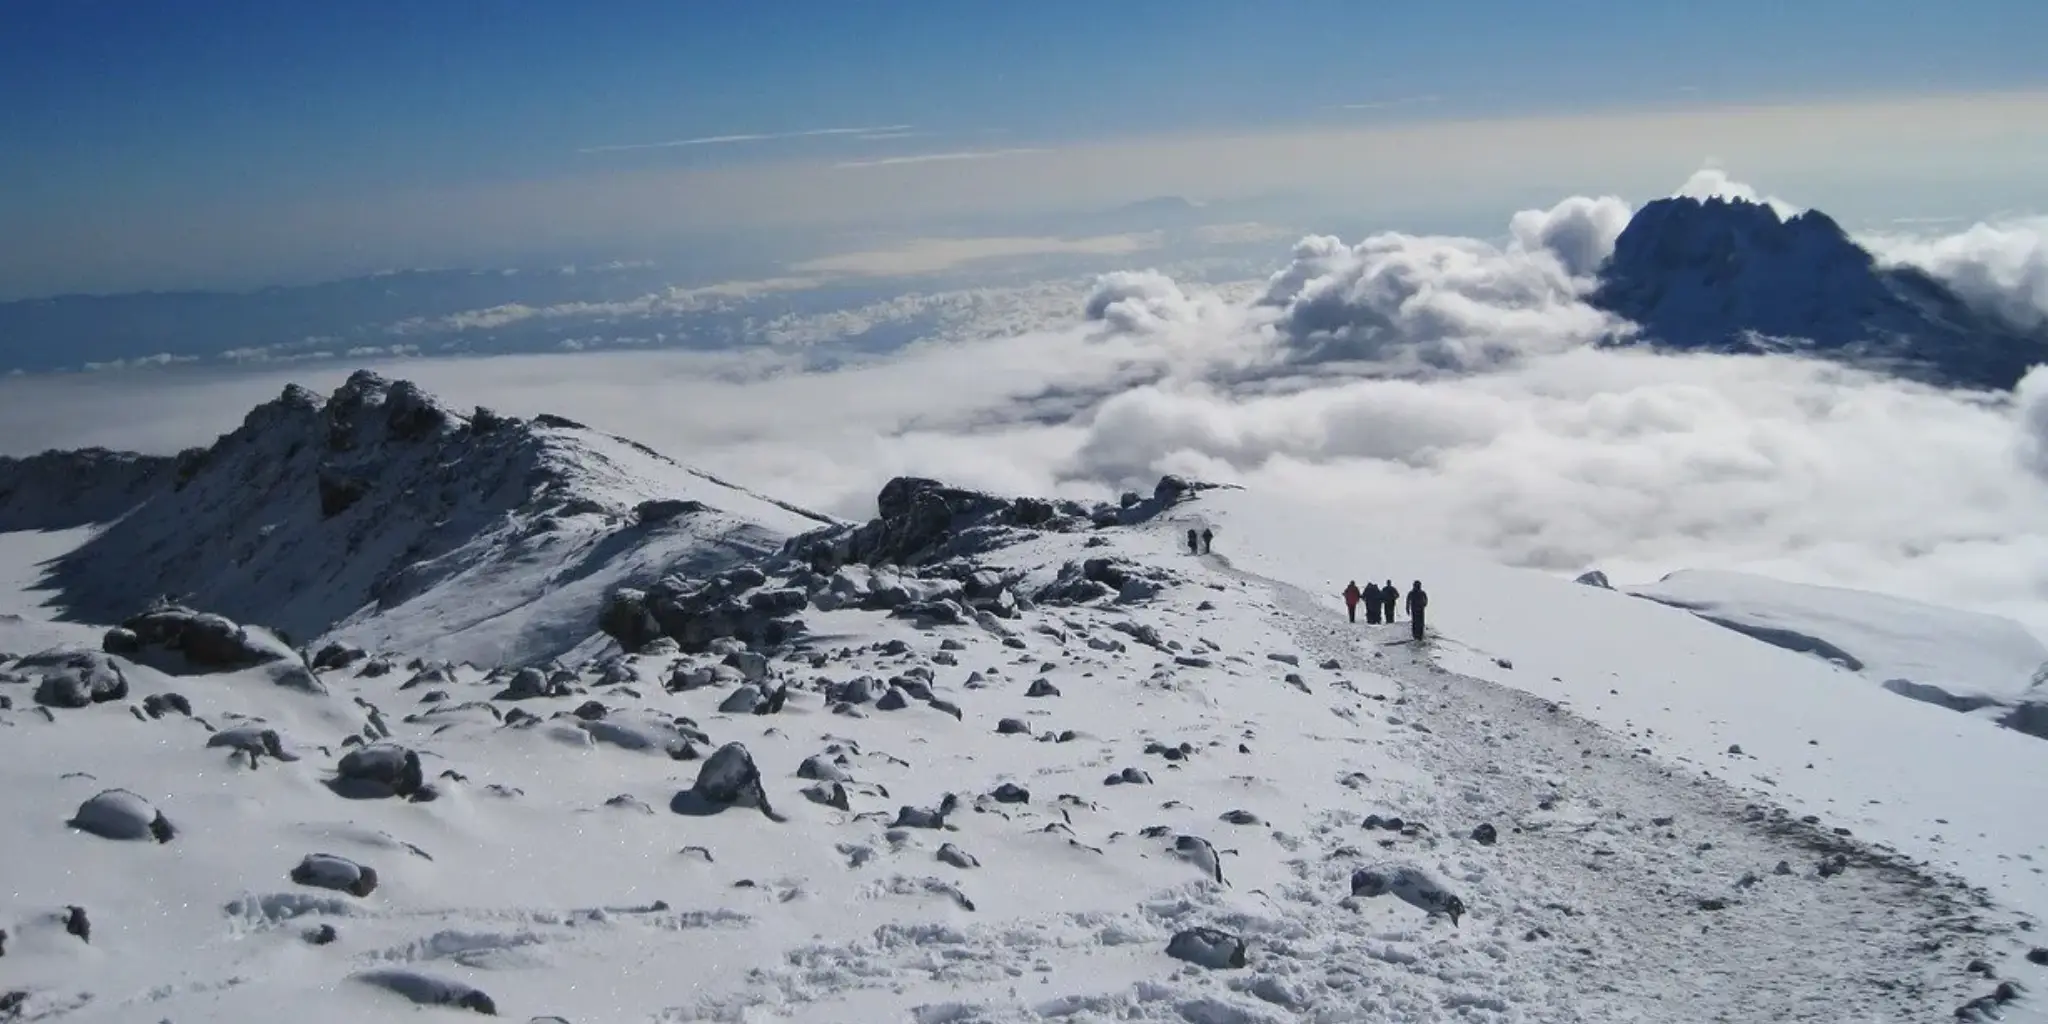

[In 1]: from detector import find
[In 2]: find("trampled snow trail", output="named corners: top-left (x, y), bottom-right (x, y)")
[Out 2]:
top-left (1241, 556), bottom-right (2016, 1022)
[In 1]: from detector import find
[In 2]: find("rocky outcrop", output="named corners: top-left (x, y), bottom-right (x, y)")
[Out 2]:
top-left (786, 476), bottom-right (1094, 570)
top-left (1590, 196), bottom-right (2048, 390)
top-left (599, 568), bottom-right (808, 655)
top-left (0, 447), bottom-right (176, 532)
top-left (22, 650), bottom-right (129, 709)
top-left (114, 602), bottom-right (297, 672)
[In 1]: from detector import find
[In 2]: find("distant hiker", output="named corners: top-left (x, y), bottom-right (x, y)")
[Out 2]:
top-left (1200, 527), bottom-right (1214, 554)
top-left (1343, 581), bottom-right (1362, 623)
top-left (1362, 581), bottom-right (1383, 624)
top-left (1187, 529), bottom-right (1201, 555)
top-left (1406, 581), bottom-right (1429, 641)
top-left (1382, 580), bottom-right (1399, 623)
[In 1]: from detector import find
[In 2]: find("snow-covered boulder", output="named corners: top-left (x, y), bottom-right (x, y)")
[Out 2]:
top-left (115, 602), bottom-right (298, 674)
top-left (1166, 926), bottom-right (1248, 969)
top-left (290, 854), bottom-right (379, 897)
top-left (330, 743), bottom-right (428, 800)
top-left (22, 650), bottom-right (128, 708)
top-left (69, 789), bottom-right (175, 843)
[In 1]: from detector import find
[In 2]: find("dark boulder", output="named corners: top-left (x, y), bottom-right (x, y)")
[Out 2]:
top-left (290, 853), bottom-right (380, 897)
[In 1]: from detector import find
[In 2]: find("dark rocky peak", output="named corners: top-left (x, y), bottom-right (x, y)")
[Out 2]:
top-left (1591, 196), bottom-right (2048, 390)
top-left (0, 447), bottom-right (176, 531)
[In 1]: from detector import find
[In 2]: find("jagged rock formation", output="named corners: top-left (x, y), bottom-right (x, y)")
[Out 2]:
top-left (598, 474), bottom-right (1215, 655)
top-left (2, 370), bottom-right (833, 664)
top-left (0, 447), bottom-right (178, 532)
top-left (1589, 196), bottom-right (2048, 390)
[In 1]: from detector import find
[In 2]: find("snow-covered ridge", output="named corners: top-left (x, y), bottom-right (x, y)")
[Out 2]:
top-left (0, 370), bottom-right (839, 666)
top-left (1614, 568), bottom-right (2048, 739)
top-left (1590, 196), bottom-right (2048, 390)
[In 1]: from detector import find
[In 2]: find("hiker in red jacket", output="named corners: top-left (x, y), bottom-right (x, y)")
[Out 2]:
top-left (1342, 581), bottom-right (1362, 623)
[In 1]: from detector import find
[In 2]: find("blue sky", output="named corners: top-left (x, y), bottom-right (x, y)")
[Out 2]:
top-left (3, 0), bottom-right (2045, 296)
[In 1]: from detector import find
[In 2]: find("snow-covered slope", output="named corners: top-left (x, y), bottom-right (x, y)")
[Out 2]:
top-left (1590, 196), bottom-right (2048, 390)
top-left (3, 469), bottom-right (2046, 1022)
top-left (1623, 568), bottom-right (2048, 729)
top-left (1196, 491), bottom-right (2048, 925)
top-left (5, 371), bottom-right (838, 666)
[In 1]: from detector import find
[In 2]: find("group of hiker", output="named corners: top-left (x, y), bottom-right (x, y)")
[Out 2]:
top-left (1185, 527), bottom-right (1213, 555)
top-left (1343, 578), bottom-right (1430, 642)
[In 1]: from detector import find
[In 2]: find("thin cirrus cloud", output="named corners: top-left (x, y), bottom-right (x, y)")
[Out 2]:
top-left (577, 124), bottom-right (914, 154)
top-left (834, 147), bottom-right (1049, 170)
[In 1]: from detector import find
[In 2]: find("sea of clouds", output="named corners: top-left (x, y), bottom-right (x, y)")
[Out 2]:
top-left (7, 170), bottom-right (2048, 635)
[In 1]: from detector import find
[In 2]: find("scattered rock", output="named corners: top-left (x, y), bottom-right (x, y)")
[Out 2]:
top-left (351, 969), bottom-right (497, 1015)
top-left (1471, 823), bottom-right (1498, 846)
top-left (312, 642), bottom-right (368, 670)
top-left (24, 650), bottom-right (129, 709)
top-left (140, 692), bottom-right (192, 719)
top-left (676, 742), bottom-right (781, 820)
top-left (1166, 926), bottom-right (1248, 969)
top-left (69, 789), bottom-right (175, 842)
top-left (802, 781), bottom-right (851, 811)
top-left (290, 854), bottom-right (380, 897)
top-left (303, 923), bottom-right (339, 945)
top-left (331, 743), bottom-right (428, 800)
top-left (115, 602), bottom-right (300, 675)
top-left (937, 843), bottom-right (980, 869)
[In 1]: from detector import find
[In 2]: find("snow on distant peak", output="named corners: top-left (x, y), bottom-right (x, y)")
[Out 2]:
top-left (1590, 195), bottom-right (2048, 390)
top-left (3, 370), bottom-right (837, 665)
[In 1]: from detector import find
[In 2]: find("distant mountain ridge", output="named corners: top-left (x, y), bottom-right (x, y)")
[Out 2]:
top-left (1589, 196), bottom-right (2048, 390)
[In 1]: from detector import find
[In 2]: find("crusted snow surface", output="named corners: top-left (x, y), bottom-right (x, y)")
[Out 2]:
top-left (1627, 568), bottom-right (2048, 712)
top-left (3, 479), bottom-right (2047, 1022)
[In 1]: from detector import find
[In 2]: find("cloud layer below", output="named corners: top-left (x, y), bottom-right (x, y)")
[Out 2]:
top-left (8, 172), bottom-right (2048, 641)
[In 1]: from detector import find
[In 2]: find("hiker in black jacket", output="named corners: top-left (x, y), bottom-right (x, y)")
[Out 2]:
top-left (1382, 579), bottom-right (1398, 623)
top-left (1362, 581), bottom-right (1383, 624)
top-left (1406, 581), bottom-right (1428, 641)
top-left (1187, 529), bottom-right (1200, 555)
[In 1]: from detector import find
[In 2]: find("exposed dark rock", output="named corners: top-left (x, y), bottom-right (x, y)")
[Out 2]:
top-left (635, 498), bottom-right (710, 525)
top-left (290, 853), bottom-right (380, 897)
top-left (312, 642), bottom-right (368, 670)
top-left (24, 650), bottom-right (129, 708)
top-left (115, 602), bottom-right (304, 677)
top-left (330, 743), bottom-right (427, 800)
top-left (785, 476), bottom-right (1099, 571)
top-left (675, 742), bottom-right (782, 820)
top-left (69, 789), bottom-right (175, 842)
top-left (1166, 926), bottom-right (1248, 969)
top-left (351, 968), bottom-right (497, 1015)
